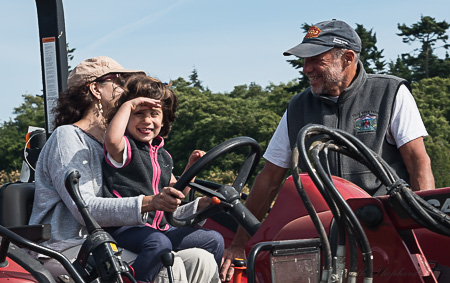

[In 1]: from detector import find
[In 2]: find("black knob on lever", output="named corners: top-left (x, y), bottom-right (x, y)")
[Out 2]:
top-left (160, 252), bottom-right (175, 283)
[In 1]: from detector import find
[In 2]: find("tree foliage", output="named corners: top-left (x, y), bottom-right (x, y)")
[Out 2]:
top-left (0, 95), bottom-right (45, 172)
top-left (392, 16), bottom-right (450, 81)
top-left (0, 16), bottom-right (449, 188)
top-left (67, 43), bottom-right (76, 72)
top-left (165, 78), bottom-right (294, 180)
top-left (284, 23), bottom-right (310, 94)
top-left (412, 77), bottom-right (450, 187)
top-left (188, 67), bottom-right (205, 91)
top-left (1, 75), bottom-right (449, 188)
top-left (355, 24), bottom-right (386, 74)
top-left (0, 43), bottom-right (75, 179)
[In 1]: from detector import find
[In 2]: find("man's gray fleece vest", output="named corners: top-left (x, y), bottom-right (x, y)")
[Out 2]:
top-left (287, 61), bottom-right (410, 196)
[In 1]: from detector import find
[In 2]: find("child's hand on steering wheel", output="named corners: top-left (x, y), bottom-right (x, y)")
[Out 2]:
top-left (152, 187), bottom-right (185, 212)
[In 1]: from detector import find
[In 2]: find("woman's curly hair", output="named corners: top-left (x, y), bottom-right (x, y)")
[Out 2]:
top-left (106, 75), bottom-right (179, 137)
top-left (52, 79), bottom-right (95, 128)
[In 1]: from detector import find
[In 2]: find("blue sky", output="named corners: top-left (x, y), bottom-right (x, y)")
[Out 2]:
top-left (0, 0), bottom-right (449, 123)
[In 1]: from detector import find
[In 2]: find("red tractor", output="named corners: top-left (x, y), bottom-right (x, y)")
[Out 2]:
top-left (167, 124), bottom-right (450, 283)
top-left (1, 124), bottom-right (450, 283)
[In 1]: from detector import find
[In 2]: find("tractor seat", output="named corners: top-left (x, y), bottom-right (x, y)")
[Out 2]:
top-left (0, 182), bottom-right (50, 241)
top-left (0, 182), bottom-right (56, 283)
top-left (1, 182), bottom-right (35, 227)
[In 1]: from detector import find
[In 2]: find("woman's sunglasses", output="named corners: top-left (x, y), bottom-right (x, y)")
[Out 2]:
top-left (96, 73), bottom-right (126, 87)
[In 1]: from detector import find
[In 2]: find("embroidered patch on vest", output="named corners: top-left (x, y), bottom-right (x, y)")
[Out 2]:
top-left (355, 114), bottom-right (377, 133)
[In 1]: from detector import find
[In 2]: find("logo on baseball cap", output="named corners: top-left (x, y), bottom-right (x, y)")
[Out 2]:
top-left (283, 19), bottom-right (362, 58)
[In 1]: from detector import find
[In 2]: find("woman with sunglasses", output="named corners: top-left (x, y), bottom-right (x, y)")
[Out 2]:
top-left (29, 56), bottom-right (221, 283)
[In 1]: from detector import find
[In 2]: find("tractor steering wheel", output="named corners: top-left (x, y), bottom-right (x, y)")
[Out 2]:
top-left (165, 137), bottom-right (262, 236)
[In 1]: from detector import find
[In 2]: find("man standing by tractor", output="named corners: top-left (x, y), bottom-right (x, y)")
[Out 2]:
top-left (220, 19), bottom-right (435, 281)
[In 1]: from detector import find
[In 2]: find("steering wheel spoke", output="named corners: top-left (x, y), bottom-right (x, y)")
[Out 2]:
top-left (187, 182), bottom-right (226, 201)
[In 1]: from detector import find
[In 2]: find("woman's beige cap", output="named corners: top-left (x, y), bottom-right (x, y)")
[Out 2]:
top-left (67, 56), bottom-right (145, 88)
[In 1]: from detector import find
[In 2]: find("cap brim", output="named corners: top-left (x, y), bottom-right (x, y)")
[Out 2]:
top-left (283, 43), bottom-right (333, 58)
top-left (106, 68), bottom-right (146, 75)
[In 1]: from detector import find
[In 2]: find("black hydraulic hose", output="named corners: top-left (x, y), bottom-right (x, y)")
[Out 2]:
top-left (294, 123), bottom-right (450, 281)
top-left (319, 125), bottom-right (450, 255)
top-left (299, 128), bottom-right (370, 175)
top-left (410, 191), bottom-right (450, 229)
top-left (297, 125), bottom-right (375, 279)
top-left (388, 190), bottom-right (433, 227)
top-left (296, 124), bottom-right (450, 279)
top-left (345, 221), bottom-right (359, 281)
top-left (370, 150), bottom-right (398, 184)
top-left (291, 146), bottom-right (332, 282)
top-left (303, 140), bottom-right (341, 219)
top-left (363, 154), bottom-right (444, 230)
top-left (400, 187), bottom-right (450, 236)
top-left (295, 139), bottom-right (338, 212)
top-left (314, 143), bottom-right (346, 247)
top-left (315, 143), bottom-right (359, 277)
top-left (294, 137), bottom-right (363, 281)
top-left (330, 128), bottom-right (398, 184)
top-left (321, 127), bottom-right (395, 186)
top-left (382, 164), bottom-right (450, 236)
top-left (310, 143), bottom-right (373, 279)
top-left (307, 126), bottom-right (396, 187)
top-left (390, 189), bottom-right (443, 234)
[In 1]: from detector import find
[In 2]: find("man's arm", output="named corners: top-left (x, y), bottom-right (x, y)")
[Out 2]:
top-left (220, 161), bottom-right (288, 281)
top-left (398, 137), bottom-right (435, 191)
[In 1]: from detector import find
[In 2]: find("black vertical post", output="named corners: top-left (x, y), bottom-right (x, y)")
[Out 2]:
top-left (35, 0), bottom-right (68, 135)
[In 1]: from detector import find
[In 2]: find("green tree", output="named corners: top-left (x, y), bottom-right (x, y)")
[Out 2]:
top-left (167, 79), bottom-right (285, 180)
top-left (388, 55), bottom-right (414, 82)
top-left (228, 82), bottom-right (266, 100)
top-left (0, 44), bottom-right (75, 179)
top-left (285, 23), bottom-right (310, 94)
top-left (412, 77), bottom-right (450, 187)
top-left (0, 95), bottom-right (45, 172)
top-left (355, 24), bottom-right (386, 74)
top-left (395, 15), bottom-right (450, 81)
top-left (258, 81), bottom-right (297, 117)
top-left (188, 67), bottom-right (205, 91)
top-left (67, 43), bottom-right (76, 72)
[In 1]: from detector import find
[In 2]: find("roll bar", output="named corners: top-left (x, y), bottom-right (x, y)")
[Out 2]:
top-left (35, 0), bottom-right (69, 135)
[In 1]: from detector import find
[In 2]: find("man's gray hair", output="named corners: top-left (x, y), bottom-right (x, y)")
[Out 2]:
top-left (331, 48), bottom-right (360, 64)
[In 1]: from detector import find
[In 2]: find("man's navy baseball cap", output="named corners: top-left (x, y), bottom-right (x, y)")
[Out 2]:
top-left (283, 19), bottom-right (362, 58)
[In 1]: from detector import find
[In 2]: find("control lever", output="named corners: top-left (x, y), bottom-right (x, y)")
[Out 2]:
top-left (65, 169), bottom-right (135, 283)
top-left (160, 252), bottom-right (175, 283)
top-left (232, 258), bottom-right (246, 283)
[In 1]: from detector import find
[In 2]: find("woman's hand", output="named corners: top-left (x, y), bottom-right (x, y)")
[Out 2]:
top-left (197, 196), bottom-right (212, 211)
top-left (142, 187), bottom-right (185, 213)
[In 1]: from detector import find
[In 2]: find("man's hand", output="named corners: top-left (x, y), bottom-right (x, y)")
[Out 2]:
top-left (220, 245), bottom-right (246, 282)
